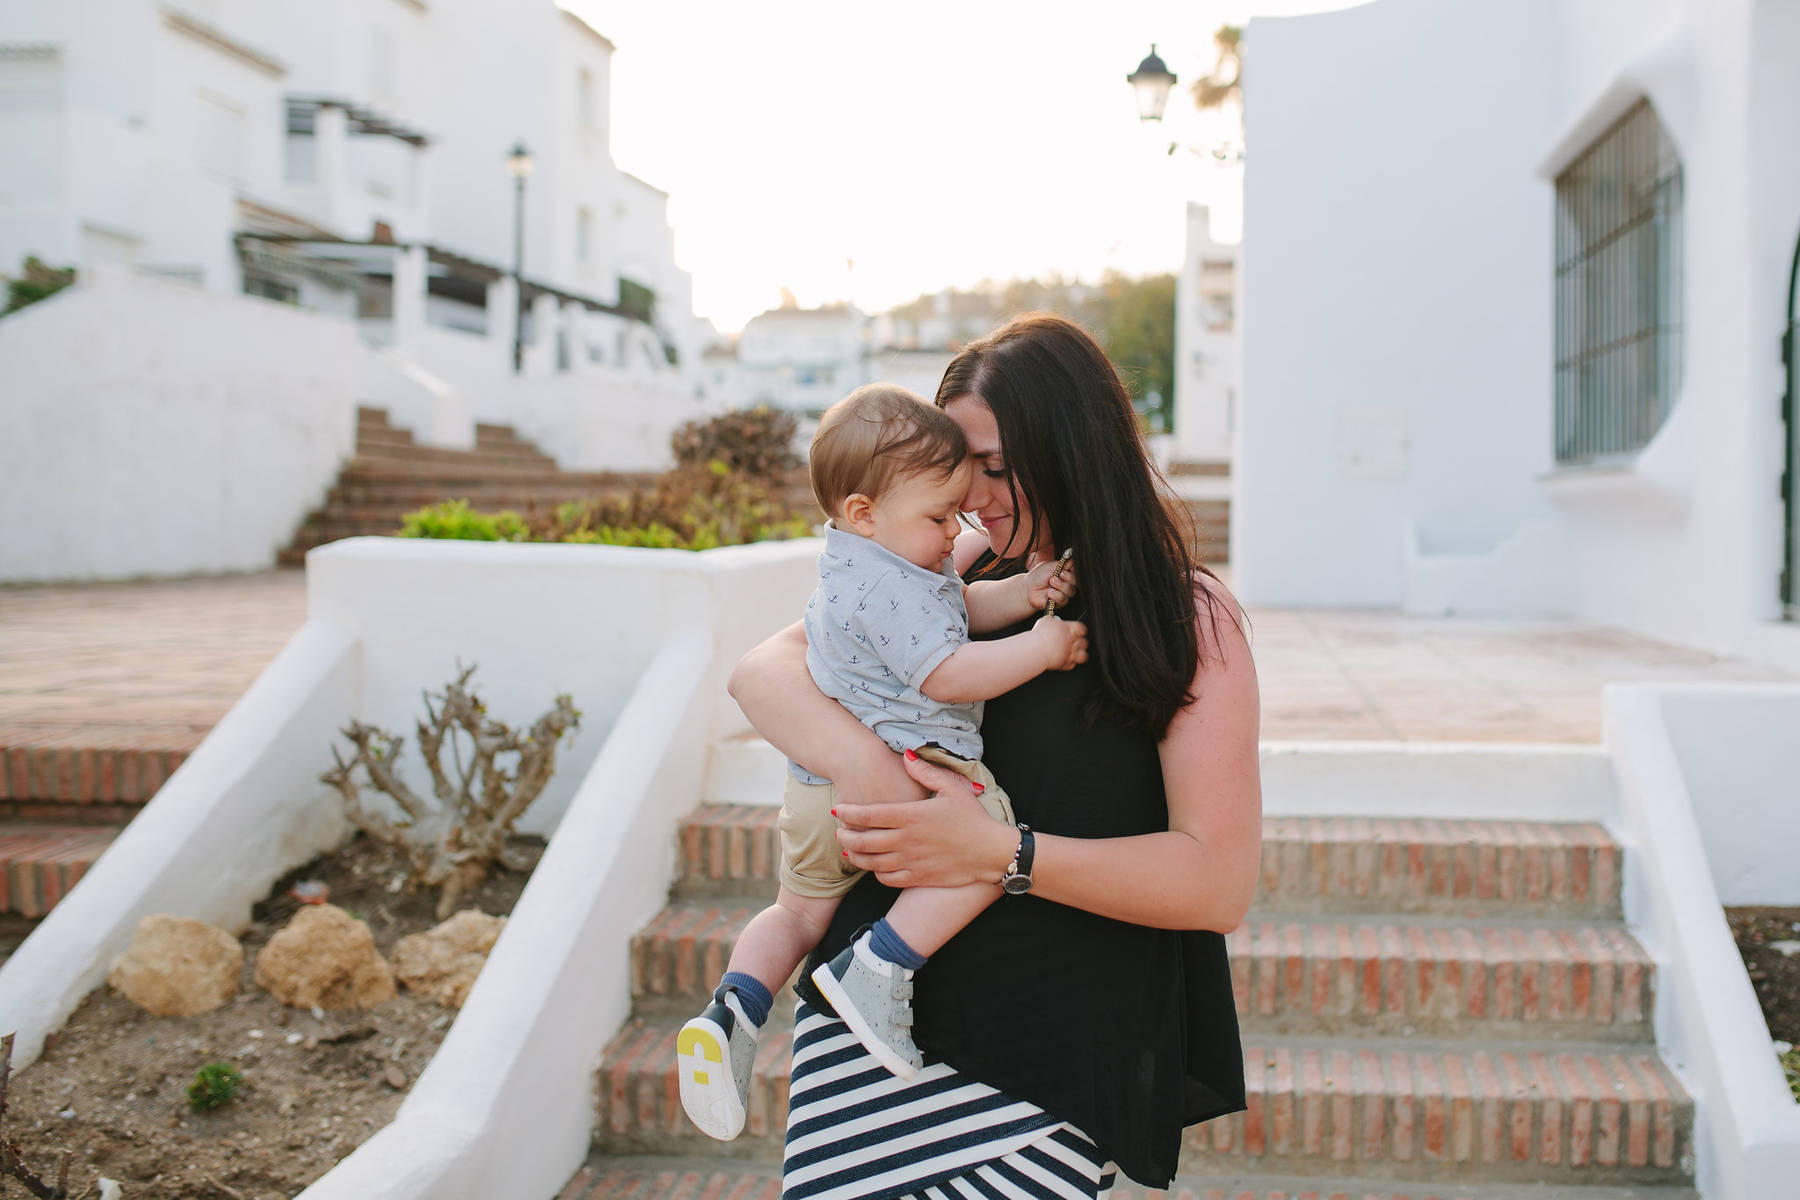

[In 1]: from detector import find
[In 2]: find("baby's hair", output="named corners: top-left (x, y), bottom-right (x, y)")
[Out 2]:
top-left (809, 384), bottom-right (969, 518)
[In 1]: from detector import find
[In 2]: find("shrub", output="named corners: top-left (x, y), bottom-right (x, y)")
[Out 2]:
top-left (397, 499), bottom-right (530, 542)
top-left (187, 1061), bottom-right (243, 1112)
top-left (3, 256), bottom-right (76, 317)
top-left (395, 466), bottom-right (814, 551)
top-left (541, 463), bottom-right (812, 550)
top-left (671, 407), bottom-right (800, 480)
top-left (323, 664), bottom-right (578, 919)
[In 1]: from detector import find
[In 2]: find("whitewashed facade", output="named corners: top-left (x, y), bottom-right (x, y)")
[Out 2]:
top-left (727, 304), bottom-right (869, 416)
top-left (0, 0), bottom-right (710, 386)
top-left (0, 0), bottom-right (725, 582)
top-left (1173, 202), bottom-right (1239, 467)
top-left (1236, 0), bottom-right (1800, 671)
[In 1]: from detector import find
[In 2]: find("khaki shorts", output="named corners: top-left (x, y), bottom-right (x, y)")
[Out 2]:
top-left (778, 745), bottom-right (1016, 899)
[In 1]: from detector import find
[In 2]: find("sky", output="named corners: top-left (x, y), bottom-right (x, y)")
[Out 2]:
top-left (564, 0), bottom-right (1367, 333)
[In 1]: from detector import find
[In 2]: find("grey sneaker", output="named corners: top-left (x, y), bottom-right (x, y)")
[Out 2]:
top-left (810, 932), bottom-right (922, 1080)
top-left (677, 988), bottom-right (760, 1140)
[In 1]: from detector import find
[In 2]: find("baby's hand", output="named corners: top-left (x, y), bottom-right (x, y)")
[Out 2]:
top-left (1023, 554), bottom-right (1077, 612)
top-left (1033, 615), bottom-right (1089, 671)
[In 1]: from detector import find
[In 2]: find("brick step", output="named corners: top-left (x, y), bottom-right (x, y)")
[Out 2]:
top-left (1, 744), bottom-right (187, 807)
top-left (630, 903), bottom-right (1652, 1041)
top-left (1259, 818), bottom-right (1620, 918)
top-left (326, 482), bottom-right (650, 508)
top-left (345, 446), bottom-right (562, 471)
top-left (0, 824), bottom-right (118, 916)
top-left (597, 1018), bottom-right (794, 1161)
top-left (671, 806), bottom-right (1623, 917)
top-left (335, 460), bottom-right (611, 483)
top-left (592, 1021), bottom-right (1691, 1184)
top-left (557, 1158), bottom-right (1695, 1200)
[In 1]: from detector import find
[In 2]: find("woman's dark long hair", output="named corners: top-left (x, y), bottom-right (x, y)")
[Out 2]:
top-left (935, 313), bottom-right (1229, 740)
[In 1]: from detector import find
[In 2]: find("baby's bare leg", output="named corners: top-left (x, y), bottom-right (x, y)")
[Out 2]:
top-left (881, 881), bottom-right (1001, 958)
top-left (727, 886), bottom-right (842, 992)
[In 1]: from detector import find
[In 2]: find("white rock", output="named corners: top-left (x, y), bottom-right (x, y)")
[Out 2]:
top-left (1767, 939), bottom-right (1800, 957)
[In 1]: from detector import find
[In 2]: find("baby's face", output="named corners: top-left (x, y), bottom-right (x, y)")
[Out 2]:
top-left (863, 461), bottom-right (975, 570)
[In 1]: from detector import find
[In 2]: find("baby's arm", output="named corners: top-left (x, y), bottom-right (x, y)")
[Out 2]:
top-left (964, 557), bottom-right (1078, 633)
top-left (918, 616), bottom-right (1088, 705)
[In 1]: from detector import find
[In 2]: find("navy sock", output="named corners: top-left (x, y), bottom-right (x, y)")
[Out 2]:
top-left (719, 971), bottom-right (772, 1028)
top-left (867, 919), bottom-right (928, 971)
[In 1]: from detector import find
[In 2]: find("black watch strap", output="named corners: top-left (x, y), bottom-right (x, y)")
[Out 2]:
top-left (1001, 824), bottom-right (1035, 895)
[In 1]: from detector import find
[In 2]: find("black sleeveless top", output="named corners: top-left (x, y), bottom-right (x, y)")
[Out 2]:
top-left (797, 574), bottom-right (1246, 1187)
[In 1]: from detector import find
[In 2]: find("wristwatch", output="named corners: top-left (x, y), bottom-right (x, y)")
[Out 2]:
top-left (1000, 824), bottom-right (1035, 895)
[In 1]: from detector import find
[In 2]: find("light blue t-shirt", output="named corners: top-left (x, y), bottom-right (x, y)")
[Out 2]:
top-left (790, 523), bottom-right (981, 784)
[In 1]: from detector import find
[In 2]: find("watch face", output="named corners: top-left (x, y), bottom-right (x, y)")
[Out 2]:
top-left (1001, 874), bottom-right (1032, 895)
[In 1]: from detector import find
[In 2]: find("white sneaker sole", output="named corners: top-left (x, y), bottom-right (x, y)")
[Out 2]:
top-left (810, 960), bottom-right (922, 1081)
top-left (676, 1015), bottom-right (746, 1140)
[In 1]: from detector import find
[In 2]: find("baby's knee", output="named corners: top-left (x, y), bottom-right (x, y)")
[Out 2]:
top-left (774, 889), bottom-right (840, 942)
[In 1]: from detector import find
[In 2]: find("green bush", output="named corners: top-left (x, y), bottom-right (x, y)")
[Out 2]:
top-left (671, 407), bottom-right (800, 480)
top-left (544, 463), bottom-right (811, 550)
top-left (394, 466), bottom-right (813, 552)
top-left (3, 256), bottom-right (76, 317)
top-left (187, 1061), bottom-right (243, 1112)
top-left (397, 498), bottom-right (530, 542)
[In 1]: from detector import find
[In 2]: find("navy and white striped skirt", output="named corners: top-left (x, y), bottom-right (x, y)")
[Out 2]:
top-left (782, 1004), bottom-right (1117, 1200)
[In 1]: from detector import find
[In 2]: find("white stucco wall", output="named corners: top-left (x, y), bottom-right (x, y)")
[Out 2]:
top-left (1236, 0), bottom-right (1567, 609)
top-left (303, 537), bottom-right (820, 834)
top-left (0, 266), bottom-right (360, 582)
top-left (1173, 203), bottom-right (1238, 466)
top-left (1236, 0), bottom-right (1800, 665)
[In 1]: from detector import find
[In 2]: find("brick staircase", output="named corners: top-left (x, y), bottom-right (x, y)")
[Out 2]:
top-left (0, 744), bottom-right (178, 919)
top-left (561, 792), bottom-right (1698, 1199)
top-left (277, 407), bottom-right (663, 565)
top-left (1168, 461), bottom-right (1230, 566)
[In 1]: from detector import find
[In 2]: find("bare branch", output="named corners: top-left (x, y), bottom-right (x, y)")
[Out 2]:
top-left (323, 666), bottom-right (579, 916)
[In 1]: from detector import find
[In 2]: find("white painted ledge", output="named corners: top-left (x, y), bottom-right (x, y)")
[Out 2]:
top-left (0, 619), bottom-right (360, 1068)
top-left (1605, 683), bottom-right (1800, 1200)
top-left (704, 735), bottom-right (1619, 822)
top-left (299, 630), bottom-right (716, 1200)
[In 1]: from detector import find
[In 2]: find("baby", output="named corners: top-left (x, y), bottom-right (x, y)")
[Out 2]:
top-left (678, 384), bottom-right (1084, 1142)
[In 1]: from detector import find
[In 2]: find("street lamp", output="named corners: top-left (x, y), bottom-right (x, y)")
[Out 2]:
top-left (505, 141), bottom-right (534, 373)
top-left (1126, 45), bottom-right (1177, 123)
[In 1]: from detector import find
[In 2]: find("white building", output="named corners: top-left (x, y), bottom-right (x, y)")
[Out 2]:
top-left (728, 303), bottom-right (868, 416)
top-left (1172, 202), bottom-right (1239, 468)
top-left (0, 0), bottom-right (710, 387)
top-left (0, 0), bottom-right (724, 583)
top-left (1235, 0), bottom-right (1800, 672)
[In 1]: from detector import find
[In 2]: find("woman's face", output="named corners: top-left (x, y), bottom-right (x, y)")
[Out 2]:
top-left (942, 393), bottom-right (1052, 562)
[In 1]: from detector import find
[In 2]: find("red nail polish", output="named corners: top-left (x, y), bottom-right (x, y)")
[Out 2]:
top-left (830, 808), bottom-right (837, 817)
top-left (972, 782), bottom-right (986, 795)
top-left (904, 748), bottom-right (919, 761)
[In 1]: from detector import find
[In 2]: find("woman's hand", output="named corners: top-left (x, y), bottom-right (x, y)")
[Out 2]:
top-left (834, 751), bottom-right (1017, 888)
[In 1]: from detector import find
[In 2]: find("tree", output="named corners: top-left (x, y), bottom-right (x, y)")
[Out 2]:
top-left (1190, 24), bottom-right (1243, 112)
top-left (1093, 272), bottom-right (1178, 432)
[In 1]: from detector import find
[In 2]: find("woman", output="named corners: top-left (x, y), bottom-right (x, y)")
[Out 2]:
top-left (729, 314), bottom-right (1261, 1199)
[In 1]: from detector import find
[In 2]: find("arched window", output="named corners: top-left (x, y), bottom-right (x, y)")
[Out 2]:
top-left (1553, 99), bottom-right (1685, 464)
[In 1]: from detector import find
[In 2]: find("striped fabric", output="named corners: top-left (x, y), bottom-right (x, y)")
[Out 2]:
top-left (783, 1005), bottom-right (1117, 1200)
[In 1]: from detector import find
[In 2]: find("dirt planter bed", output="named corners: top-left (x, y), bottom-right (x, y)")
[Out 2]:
top-left (8, 833), bottom-right (543, 1200)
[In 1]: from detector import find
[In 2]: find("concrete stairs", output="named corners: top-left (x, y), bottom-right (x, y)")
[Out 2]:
top-left (277, 406), bottom-right (663, 564)
top-left (0, 744), bottom-right (179, 918)
top-left (571, 781), bottom-right (1697, 1198)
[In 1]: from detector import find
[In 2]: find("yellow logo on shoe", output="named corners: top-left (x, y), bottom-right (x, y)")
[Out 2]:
top-left (677, 1027), bottom-right (723, 1087)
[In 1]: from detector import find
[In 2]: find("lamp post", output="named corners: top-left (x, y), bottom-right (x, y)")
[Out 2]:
top-left (1126, 45), bottom-right (1177, 123)
top-left (506, 141), bottom-right (534, 373)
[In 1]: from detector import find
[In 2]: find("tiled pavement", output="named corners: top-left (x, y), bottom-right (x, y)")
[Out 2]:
top-left (0, 568), bottom-right (1785, 755)
top-left (0, 569), bottom-right (309, 761)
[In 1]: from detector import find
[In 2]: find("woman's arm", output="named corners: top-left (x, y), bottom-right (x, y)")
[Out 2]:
top-left (727, 621), bottom-right (927, 807)
top-left (834, 577), bottom-right (1262, 934)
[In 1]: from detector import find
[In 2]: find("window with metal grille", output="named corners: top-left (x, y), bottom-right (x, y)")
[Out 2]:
top-left (1553, 99), bottom-right (1685, 464)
